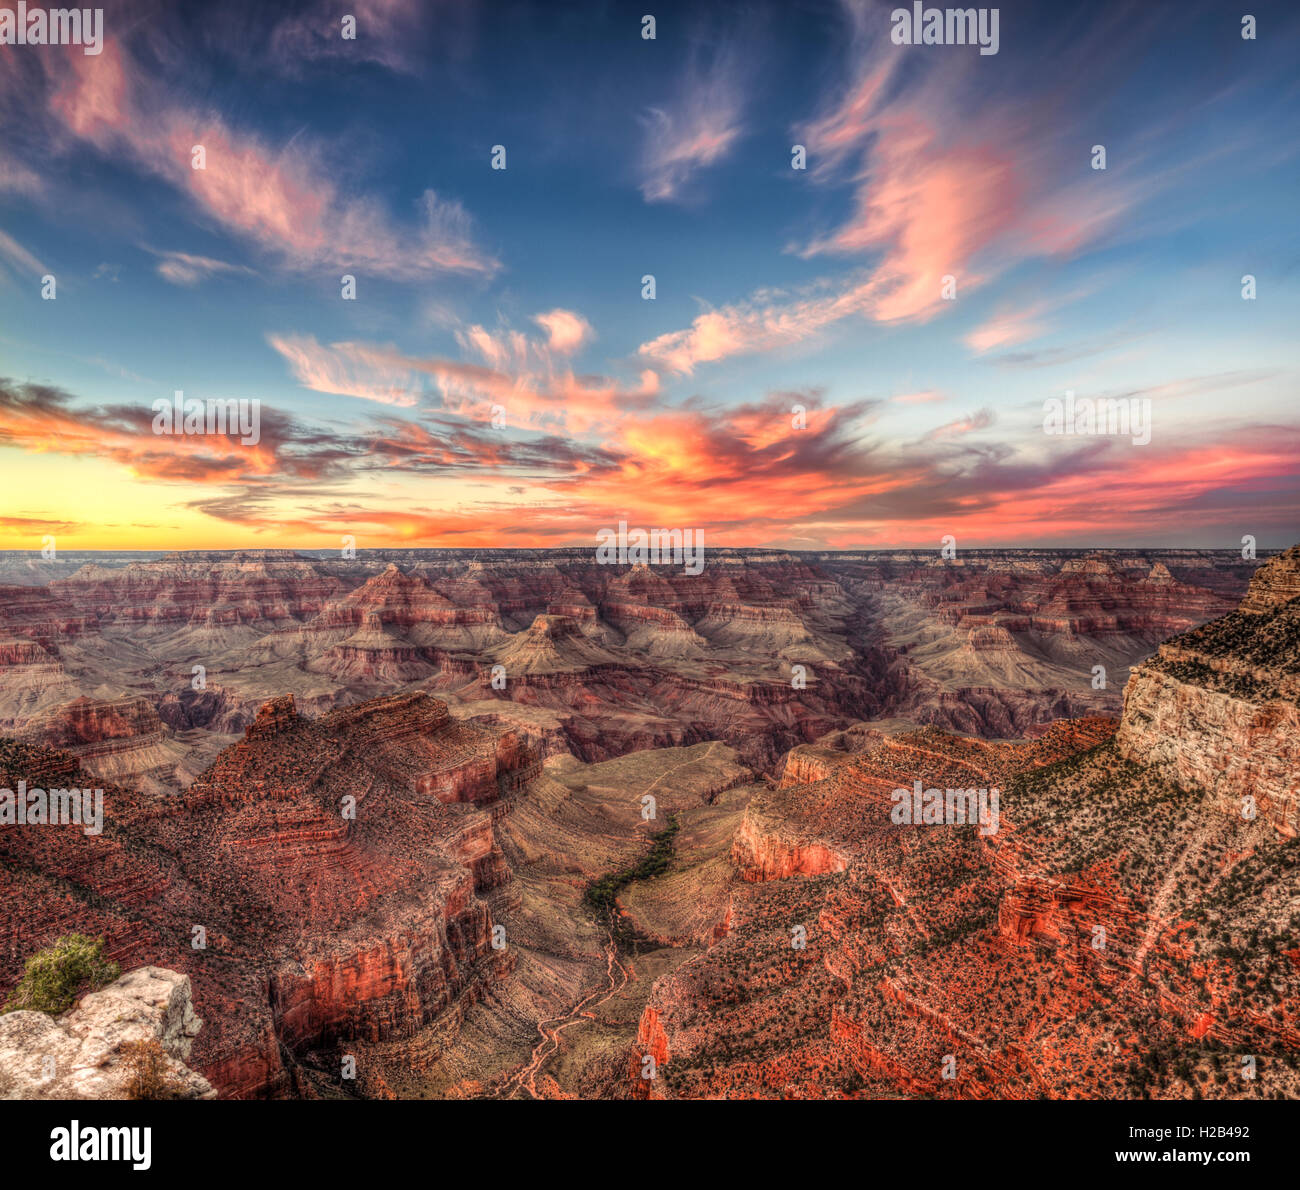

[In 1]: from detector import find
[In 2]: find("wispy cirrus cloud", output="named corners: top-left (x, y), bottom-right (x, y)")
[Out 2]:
top-left (0, 229), bottom-right (46, 283)
top-left (0, 148), bottom-right (42, 197)
top-left (638, 272), bottom-right (886, 375)
top-left (921, 406), bottom-right (996, 441)
top-left (965, 277), bottom-right (1113, 355)
top-left (270, 311), bottom-right (655, 432)
top-left (147, 248), bottom-right (256, 286)
top-left (638, 1), bottom-right (1168, 375)
top-left (638, 40), bottom-right (747, 203)
top-left (39, 40), bottom-right (496, 280)
top-left (266, 335), bottom-right (425, 408)
top-left (964, 301), bottom-right (1052, 354)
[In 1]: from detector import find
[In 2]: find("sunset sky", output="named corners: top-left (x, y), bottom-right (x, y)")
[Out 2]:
top-left (0, 0), bottom-right (1297, 551)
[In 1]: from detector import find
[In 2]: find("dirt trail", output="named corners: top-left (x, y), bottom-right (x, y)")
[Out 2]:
top-left (501, 754), bottom-right (701, 1099)
top-left (501, 930), bottom-right (630, 1100)
top-left (1123, 791), bottom-right (1218, 988)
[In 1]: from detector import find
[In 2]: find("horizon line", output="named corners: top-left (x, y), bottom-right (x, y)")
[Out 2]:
top-left (0, 544), bottom-right (1286, 557)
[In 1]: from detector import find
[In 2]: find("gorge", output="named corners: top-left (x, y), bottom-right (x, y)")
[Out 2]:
top-left (0, 544), bottom-right (1295, 1099)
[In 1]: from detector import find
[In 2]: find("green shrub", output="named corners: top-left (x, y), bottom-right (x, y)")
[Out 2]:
top-left (2, 934), bottom-right (120, 1015)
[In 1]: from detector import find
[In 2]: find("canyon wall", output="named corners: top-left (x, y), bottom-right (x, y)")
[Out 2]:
top-left (629, 556), bottom-right (1299, 1099)
top-left (0, 691), bottom-right (538, 1097)
top-left (1117, 545), bottom-right (1300, 836)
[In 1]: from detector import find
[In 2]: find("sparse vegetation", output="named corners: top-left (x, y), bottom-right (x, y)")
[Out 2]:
top-left (121, 1038), bottom-right (189, 1100)
top-left (585, 816), bottom-right (680, 952)
top-left (2, 934), bottom-right (120, 1015)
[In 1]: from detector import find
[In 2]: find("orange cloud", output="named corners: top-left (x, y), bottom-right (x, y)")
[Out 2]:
top-left (4, 375), bottom-right (1298, 553)
top-left (532, 309), bottom-right (594, 355)
top-left (270, 317), bottom-right (657, 434)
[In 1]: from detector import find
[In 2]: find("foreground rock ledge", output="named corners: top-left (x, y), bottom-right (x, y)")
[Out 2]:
top-left (0, 966), bottom-right (215, 1099)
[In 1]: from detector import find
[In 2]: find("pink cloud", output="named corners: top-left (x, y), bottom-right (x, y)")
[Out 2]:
top-left (46, 42), bottom-right (496, 279)
top-left (532, 309), bottom-right (594, 356)
top-left (639, 11), bottom-right (1155, 374)
top-left (269, 316), bottom-right (656, 433)
top-left (638, 43), bottom-right (746, 203)
top-left (922, 407), bottom-right (996, 441)
top-left (267, 335), bottom-right (424, 407)
top-left (965, 303), bottom-right (1050, 354)
top-left (638, 276), bottom-right (884, 375)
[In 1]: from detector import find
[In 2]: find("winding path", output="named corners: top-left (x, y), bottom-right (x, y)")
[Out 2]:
top-left (501, 930), bottom-right (631, 1100)
top-left (500, 754), bottom-right (707, 1098)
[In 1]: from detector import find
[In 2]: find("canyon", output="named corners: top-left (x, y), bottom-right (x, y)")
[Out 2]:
top-left (0, 546), bottom-right (1256, 777)
top-left (0, 544), bottom-right (1294, 1099)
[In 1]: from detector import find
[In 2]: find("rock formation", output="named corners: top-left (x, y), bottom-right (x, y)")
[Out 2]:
top-left (0, 966), bottom-right (214, 1099)
top-left (1117, 544), bottom-right (1300, 836)
top-left (0, 692), bottom-right (540, 1097)
top-left (18, 696), bottom-right (178, 789)
top-left (627, 557), bottom-right (1300, 1099)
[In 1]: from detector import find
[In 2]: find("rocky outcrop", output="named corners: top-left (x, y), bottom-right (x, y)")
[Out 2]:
top-left (732, 814), bottom-right (848, 881)
top-left (779, 744), bottom-right (855, 787)
top-left (0, 966), bottom-right (214, 1099)
top-left (1117, 545), bottom-right (1300, 836)
top-left (242, 694), bottom-right (301, 741)
top-left (492, 614), bottom-right (624, 676)
top-left (1239, 544), bottom-right (1300, 614)
top-left (601, 603), bottom-right (706, 657)
top-left (963, 624), bottom-right (1017, 653)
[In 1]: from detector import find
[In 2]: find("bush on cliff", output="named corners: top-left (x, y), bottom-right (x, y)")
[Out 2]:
top-left (122, 1038), bottom-right (189, 1100)
top-left (2, 934), bottom-right (121, 1015)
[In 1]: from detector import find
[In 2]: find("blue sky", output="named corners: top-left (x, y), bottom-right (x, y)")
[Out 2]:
top-left (0, 0), bottom-right (1297, 549)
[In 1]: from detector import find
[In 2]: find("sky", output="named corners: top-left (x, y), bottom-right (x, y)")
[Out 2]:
top-left (0, 0), bottom-right (1297, 551)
